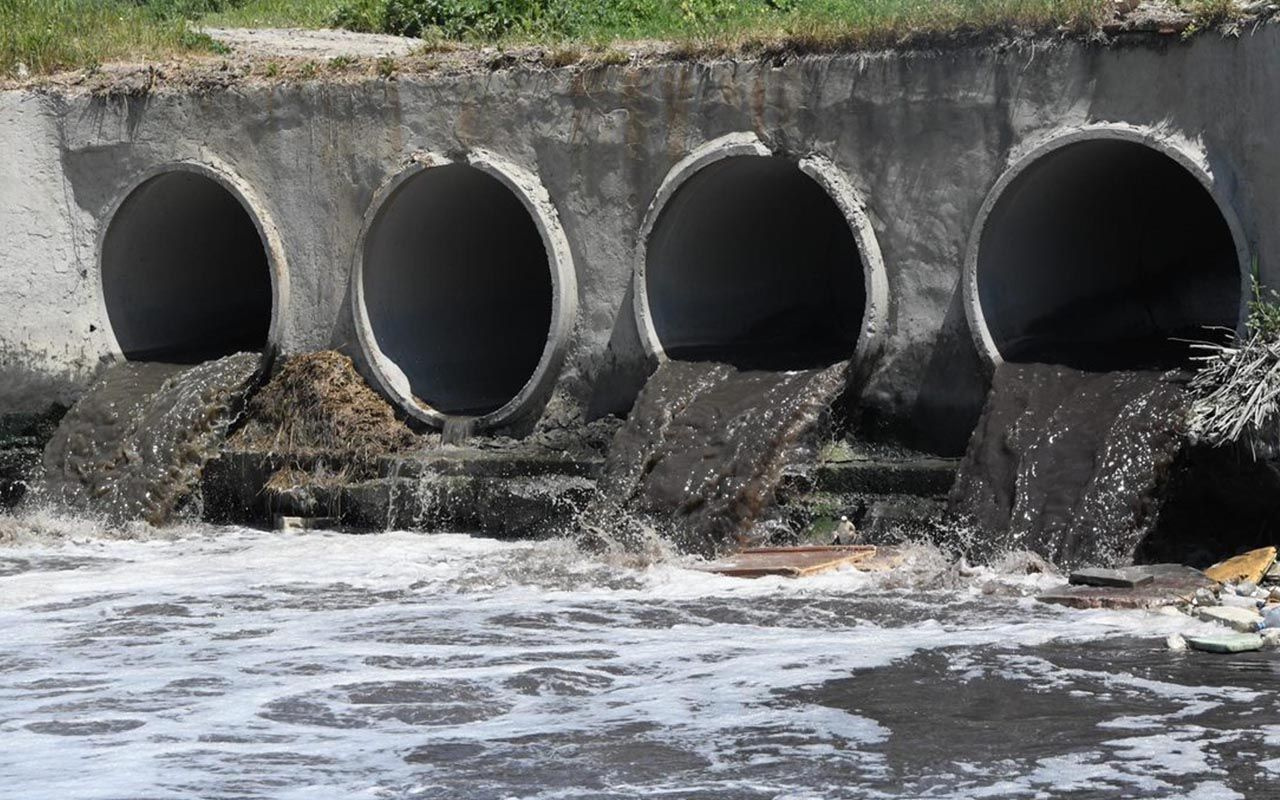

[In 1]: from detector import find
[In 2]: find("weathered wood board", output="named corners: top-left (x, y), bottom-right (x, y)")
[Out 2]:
top-left (701, 545), bottom-right (878, 578)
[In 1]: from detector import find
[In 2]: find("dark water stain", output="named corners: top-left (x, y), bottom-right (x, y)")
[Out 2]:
top-left (398, 729), bottom-right (713, 800)
top-left (121, 603), bottom-right (192, 618)
top-left (587, 359), bottom-right (845, 553)
top-left (210, 628), bottom-right (275, 641)
top-left (25, 717), bottom-right (146, 736)
top-left (34, 353), bottom-right (263, 525)
top-left (950, 363), bottom-right (1187, 568)
top-left (502, 667), bottom-right (615, 697)
top-left (792, 638), bottom-right (1280, 799)
top-left (259, 679), bottom-right (510, 729)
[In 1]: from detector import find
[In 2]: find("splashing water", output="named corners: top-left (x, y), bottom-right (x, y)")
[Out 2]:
top-left (32, 353), bottom-right (264, 525)
top-left (0, 520), bottom-right (1271, 799)
top-left (950, 363), bottom-right (1189, 568)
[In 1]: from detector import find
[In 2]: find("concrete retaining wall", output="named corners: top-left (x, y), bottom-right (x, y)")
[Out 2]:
top-left (2, 27), bottom-right (1278, 452)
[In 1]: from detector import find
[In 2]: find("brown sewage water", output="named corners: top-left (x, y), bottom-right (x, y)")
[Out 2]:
top-left (33, 353), bottom-right (264, 525)
top-left (950, 363), bottom-right (1189, 568)
top-left (2, 357), bottom-right (1277, 799)
top-left (0, 527), bottom-right (1273, 800)
top-left (585, 359), bottom-right (846, 553)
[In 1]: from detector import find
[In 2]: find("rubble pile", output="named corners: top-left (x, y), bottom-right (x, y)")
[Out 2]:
top-left (1039, 546), bottom-right (1280, 655)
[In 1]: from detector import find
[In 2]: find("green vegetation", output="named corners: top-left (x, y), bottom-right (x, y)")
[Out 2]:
top-left (329, 0), bottom-right (1111, 43)
top-left (199, 0), bottom-right (336, 27)
top-left (2, 0), bottom-right (188, 75)
top-left (1, 0), bottom-right (1249, 78)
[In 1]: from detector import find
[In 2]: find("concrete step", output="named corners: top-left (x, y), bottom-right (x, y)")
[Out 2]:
top-left (202, 448), bottom-right (600, 536)
top-left (811, 457), bottom-right (958, 497)
top-left (784, 491), bottom-right (949, 543)
top-left (377, 450), bottom-right (603, 480)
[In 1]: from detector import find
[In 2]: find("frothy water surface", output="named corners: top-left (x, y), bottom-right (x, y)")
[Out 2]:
top-left (0, 523), bottom-right (1274, 799)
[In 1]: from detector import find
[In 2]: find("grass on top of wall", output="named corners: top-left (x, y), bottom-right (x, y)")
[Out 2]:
top-left (2, 0), bottom-right (1247, 78)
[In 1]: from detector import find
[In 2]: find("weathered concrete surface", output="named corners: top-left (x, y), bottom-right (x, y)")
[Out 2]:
top-left (0, 93), bottom-right (111, 412)
top-left (2, 27), bottom-right (1278, 451)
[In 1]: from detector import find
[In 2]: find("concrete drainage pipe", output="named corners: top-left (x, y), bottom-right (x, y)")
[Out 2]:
top-left (636, 135), bottom-right (885, 370)
top-left (968, 132), bottom-right (1247, 369)
top-left (100, 166), bottom-right (277, 362)
top-left (353, 156), bottom-right (577, 429)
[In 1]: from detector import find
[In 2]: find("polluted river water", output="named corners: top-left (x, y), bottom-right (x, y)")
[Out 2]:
top-left (5, 342), bottom-right (1280, 798)
top-left (0, 521), bottom-right (1277, 799)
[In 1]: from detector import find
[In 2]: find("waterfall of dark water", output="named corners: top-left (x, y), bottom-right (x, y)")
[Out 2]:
top-left (33, 352), bottom-right (264, 525)
top-left (583, 359), bottom-right (847, 554)
top-left (949, 363), bottom-right (1189, 568)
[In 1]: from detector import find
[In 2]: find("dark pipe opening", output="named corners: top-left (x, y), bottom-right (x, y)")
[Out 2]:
top-left (101, 171), bottom-right (273, 363)
top-left (361, 164), bottom-right (553, 417)
top-left (645, 156), bottom-right (866, 370)
top-left (976, 140), bottom-right (1241, 369)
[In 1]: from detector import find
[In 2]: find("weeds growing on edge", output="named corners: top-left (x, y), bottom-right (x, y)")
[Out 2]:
top-left (3, 0), bottom-right (1252, 78)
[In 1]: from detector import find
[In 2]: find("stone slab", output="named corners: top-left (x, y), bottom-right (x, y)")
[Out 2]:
top-left (1197, 605), bottom-right (1262, 632)
top-left (813, 459), bottom-right (959, 497)
top-left (1038, 564), bottom-right (1217, 610)
top-left (1205, 547), bottom-right (1277, 585)
top-left (1069, 567), bottom-right (1155, 589)
top-left (1185, 633), bottom-right (1264, 654)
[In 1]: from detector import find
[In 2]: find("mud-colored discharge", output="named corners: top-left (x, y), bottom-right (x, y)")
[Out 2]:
top-left (586, 359), bottom-right (847, 553)
top-left (34, 353), bottom-right (264, 525)
top-left (949, 363), bottom-right (1188, 568)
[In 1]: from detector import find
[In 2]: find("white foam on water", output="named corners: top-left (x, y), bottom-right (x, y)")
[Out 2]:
top-left (0, 522), bottom-right (1274, 799)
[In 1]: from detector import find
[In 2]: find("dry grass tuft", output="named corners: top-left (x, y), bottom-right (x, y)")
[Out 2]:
top-left (1187, 333), bottom-right (1280, 457)
top-left (1187, 274), bottom-right (1280, 457)
top-left (231, 350), bottom-right (416, 458)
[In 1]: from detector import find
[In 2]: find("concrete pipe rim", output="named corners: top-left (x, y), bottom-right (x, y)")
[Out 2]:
top-left (94, 159), bottom-right (291, 361)
top-left (351, 152), bottom-right (578, 430)
top-left (632, 131), bottom-right (888, 370)
top-left (962, 123), bottom-right (1252, 369)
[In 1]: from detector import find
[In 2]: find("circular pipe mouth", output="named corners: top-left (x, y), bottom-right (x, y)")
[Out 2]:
top-left (99, 163), bottom-right (285, 363)
top-left (635, 133), bottom-right (887, 371)
top-left (352, 153), bottom-right (577, 430)
top-left (965, 127), bottom-right (1249, 370)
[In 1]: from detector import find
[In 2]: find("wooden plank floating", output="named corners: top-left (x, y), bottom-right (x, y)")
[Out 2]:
top-left (701, 545), bottom-right (879, 578)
